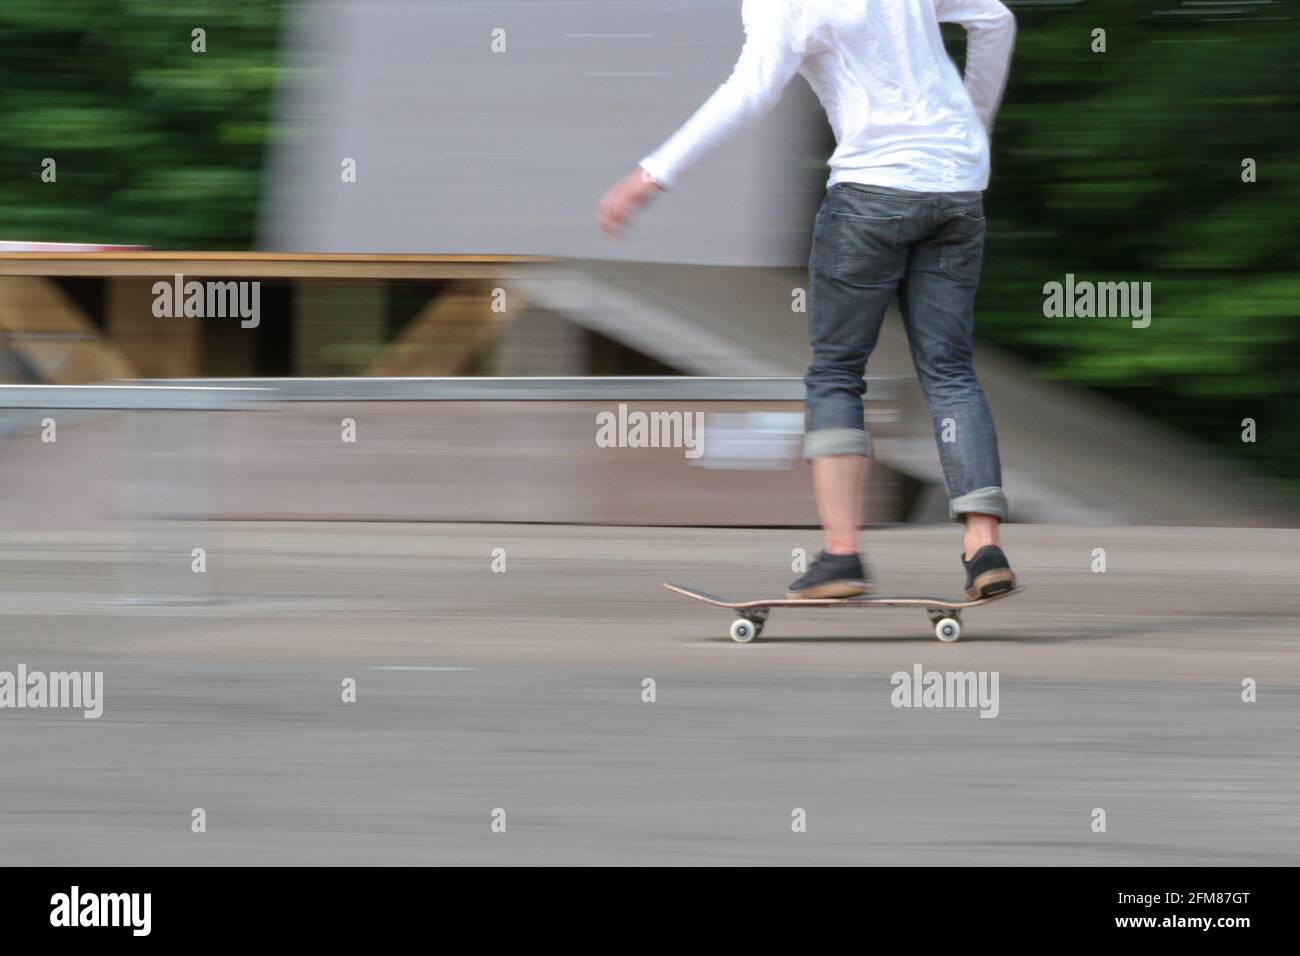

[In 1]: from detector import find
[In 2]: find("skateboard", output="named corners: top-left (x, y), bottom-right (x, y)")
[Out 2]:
top-left (664, 582), bottom-right (1022, 643)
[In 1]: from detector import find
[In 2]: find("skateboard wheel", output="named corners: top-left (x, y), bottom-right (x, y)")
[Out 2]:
top-left (730, 618), bottom-right (758, 643)
top-left (934, 617), bottom-right (962, 642)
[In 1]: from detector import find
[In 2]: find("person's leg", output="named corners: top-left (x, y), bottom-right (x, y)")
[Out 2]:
top-left (793, 185), bottom-right (911, 596)
top-left (896, 193), bottom-right (1015, 597)
top-left (962, 512), bottom-right (1003, 560)
top-left (812, 454), bottom-right (866, 555)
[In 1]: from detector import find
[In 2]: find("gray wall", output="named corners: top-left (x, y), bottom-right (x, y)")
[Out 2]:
top-left (263, 0), bottom-right (828, 265)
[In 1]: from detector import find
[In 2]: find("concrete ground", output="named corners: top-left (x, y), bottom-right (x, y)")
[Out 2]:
top-left (1, 522), bottom-right (1297, 865)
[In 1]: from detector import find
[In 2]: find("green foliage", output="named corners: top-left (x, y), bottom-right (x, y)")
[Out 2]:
top-left (975, 4), bottom-right (1300, 485)
top-left (0, 1), bottom-right (283, 248)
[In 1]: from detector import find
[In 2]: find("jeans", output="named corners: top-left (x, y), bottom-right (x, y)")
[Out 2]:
top-left (803, 183), bottom-right (1007, 522)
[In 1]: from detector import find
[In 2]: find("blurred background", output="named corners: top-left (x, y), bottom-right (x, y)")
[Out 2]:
top-left (2, 0), bottom-right (1300, 868)
top-left (1, 0), bottom-right (1296, 527)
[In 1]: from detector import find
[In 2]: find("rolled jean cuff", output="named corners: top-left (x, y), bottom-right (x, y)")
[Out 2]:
top-left (803, 427), bottom-right (869, 460)
top-left (949, 486), bottom-right (1008, 523)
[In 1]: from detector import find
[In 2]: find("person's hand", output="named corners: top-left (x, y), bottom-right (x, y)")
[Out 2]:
top-left (596, 167), bottom-right (663, 238)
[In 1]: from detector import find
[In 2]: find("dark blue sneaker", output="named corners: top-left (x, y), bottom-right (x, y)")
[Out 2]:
top-left (962, 545), bottom-right (1017, 599)
top-left (788, 550), bottom-right (872, 599)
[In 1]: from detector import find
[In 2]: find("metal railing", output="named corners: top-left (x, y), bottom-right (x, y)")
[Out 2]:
top-left (123, 376), bottom-right (845, 402)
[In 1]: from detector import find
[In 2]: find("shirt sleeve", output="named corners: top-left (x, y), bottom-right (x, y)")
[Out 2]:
top-left (638, 0), bottom-right (806, 189)
top-left (934, 0), bottom-right (1016, 133)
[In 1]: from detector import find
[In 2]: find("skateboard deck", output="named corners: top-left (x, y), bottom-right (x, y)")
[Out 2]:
top-left (664, 582), bottom-right (1021, 643)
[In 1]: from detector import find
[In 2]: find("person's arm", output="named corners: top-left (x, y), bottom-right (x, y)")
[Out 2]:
top-left (935, 0), bottom-right (1016, 133)
top-left (598, 0), bottom-right (805, 237)
top-left (638, 0), bottom-right (806, 190)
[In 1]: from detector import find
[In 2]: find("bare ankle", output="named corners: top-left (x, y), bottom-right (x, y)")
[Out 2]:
top-left (962, 514), bottom-right (1003, 559)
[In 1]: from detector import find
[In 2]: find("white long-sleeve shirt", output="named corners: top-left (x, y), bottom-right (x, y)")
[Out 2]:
top-left (639, 0), bottom-right (1016, 193)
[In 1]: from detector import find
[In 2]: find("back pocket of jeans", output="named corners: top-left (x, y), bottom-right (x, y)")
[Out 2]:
top-left (936, 210), bottom-right (985, 285)
top-left (824, 211), bottom-right (903, 285)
